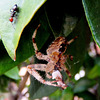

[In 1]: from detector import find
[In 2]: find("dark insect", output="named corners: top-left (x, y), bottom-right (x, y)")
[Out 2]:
top-left (9, 4), bottom-right (18, 23)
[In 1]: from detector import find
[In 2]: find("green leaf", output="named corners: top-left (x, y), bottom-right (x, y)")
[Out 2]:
top-left (4, 66), bottom-right (20, 80)
top-left (88, 65), bottom-right (100, 79)
top-left (82, 0), bottom-right (100, 47)
top-left (61, 87), bottom-right (73, 100)
top-left (87, 57), bottom-right (100, 79)
top-left (0, 0), bottom-right (46, 60)
top-left (0, 7), bottom-right (50, 75)
top-left (73, 78), bottom-right (96, 93)
top-left (29, 76), bottom-right (58, 100)
top-left (49, 90), bottom-right (62, 100)
top-left (49, 87), bottom-right (73, 100)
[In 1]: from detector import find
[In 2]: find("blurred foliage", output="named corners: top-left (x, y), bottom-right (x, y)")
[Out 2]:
top-left (4, 66), bottom-right (20, 80)
top-left (0, 0), bottom-right (100, 100)
top-left (0, 75), bottom-right (10, 92)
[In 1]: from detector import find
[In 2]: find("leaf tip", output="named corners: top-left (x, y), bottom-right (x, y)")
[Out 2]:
top-left (13, 49), bottom-right (16, 61)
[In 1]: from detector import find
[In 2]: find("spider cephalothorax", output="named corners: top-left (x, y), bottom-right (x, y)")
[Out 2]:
top-left (27, 24), bottom-right (77, 89)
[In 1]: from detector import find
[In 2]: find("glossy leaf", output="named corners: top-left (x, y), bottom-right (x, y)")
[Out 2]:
top-left (82, 0), bottom-right (100, 47)
top-left (0, 0), bottom-right (46, 60)
top-left (4, 66), bottom-right (20, 80)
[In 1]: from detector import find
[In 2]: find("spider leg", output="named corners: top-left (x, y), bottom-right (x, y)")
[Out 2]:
top-left (32, 25), bottom-right (49, 61)
top-left (61, 64), bottom-right (71, 78)
top-left (46, 73), bottom-right (52, 79)
top-left (27, 64), bottom-right (60, 87)
top-left (27, 64), bottom-right (47, 71)
top-left (32, 24), bottom-right (40, 52)
top-left (66, 36), bottom-right (78, 45)
top-left (52, 70), bottom-right (67, 89)
top-left (27, 64), bottom-right (52, 79)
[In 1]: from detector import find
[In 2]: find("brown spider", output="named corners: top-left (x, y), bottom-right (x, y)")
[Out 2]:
top-left (27, 24), bottom-right (77, 89)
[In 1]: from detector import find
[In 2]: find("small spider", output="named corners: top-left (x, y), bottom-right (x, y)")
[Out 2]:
top-left (27, 24), bottom-right (77, 89)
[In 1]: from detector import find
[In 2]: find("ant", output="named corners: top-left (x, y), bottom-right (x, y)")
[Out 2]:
top-left (9, 4), bottom-right (18, 23)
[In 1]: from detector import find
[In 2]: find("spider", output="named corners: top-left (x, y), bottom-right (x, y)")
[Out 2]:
top-left (27, 24), bottom-right (77, 89)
